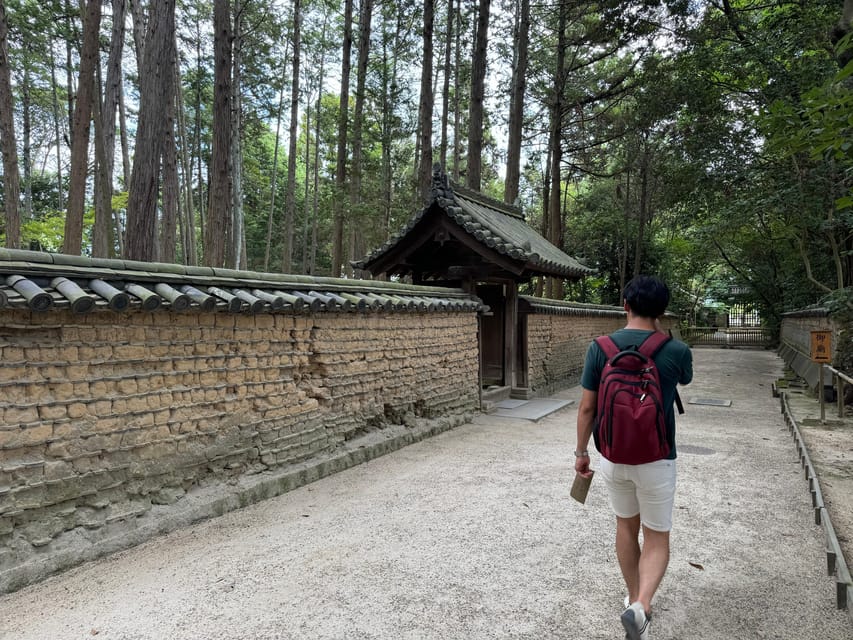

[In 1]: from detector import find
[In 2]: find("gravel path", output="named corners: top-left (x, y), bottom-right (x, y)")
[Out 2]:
top-left (0, 349), bottom-right (849, 639)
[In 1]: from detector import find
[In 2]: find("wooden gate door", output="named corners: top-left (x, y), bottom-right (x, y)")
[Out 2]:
top-left (477, 284), bottom-right (506, 386)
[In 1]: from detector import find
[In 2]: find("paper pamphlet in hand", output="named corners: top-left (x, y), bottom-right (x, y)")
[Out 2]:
top-left (570, 471), bottom-right (594, 504)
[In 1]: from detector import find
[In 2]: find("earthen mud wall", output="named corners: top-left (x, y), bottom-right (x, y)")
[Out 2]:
top-left (524, 298), bottom-right (678, 396)
top-left (0, 306), bottom-right (479, 592)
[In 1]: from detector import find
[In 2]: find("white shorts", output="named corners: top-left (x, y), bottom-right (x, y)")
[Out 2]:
top-left (599, 457), bottom-right (677, 532)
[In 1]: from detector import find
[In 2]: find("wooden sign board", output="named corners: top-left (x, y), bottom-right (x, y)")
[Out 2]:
top-left (810, 330), bottom-right (832, 363)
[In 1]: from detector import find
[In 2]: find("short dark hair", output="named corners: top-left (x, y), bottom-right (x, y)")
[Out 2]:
top-left (623, 275), bottom-right (670, 318)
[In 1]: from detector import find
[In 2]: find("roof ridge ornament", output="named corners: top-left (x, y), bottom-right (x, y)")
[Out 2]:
top-left (431, 163), bottom-right (452, 200)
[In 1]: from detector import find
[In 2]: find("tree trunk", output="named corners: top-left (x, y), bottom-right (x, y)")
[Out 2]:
top-left (310, 15), bottom-right (327, 274)
top-left (194, 14), bottom-right (206, 251)
top-left (349, 0), bottom-right (373, 270)
top-left (64, 3), bottom-right (75, 141)
top-left (282, 0), bottom-right (301, 273)
top-left (302, 98), bottom-right (311, 273)
top-left (620, 169), bottom-right (631, 293)
top-left (231, 1), bottom-right (244, 269)
top-left (380, 8), bottom-right (401, 237)
top-left (129, 0), bottom-right (146, 77)
top-left (311, 88), bottom-right (321, 273)
top-left (546, 0), bottom-right (567, 300)
top-left (204, 0), bottom-right (232, 268)
top-left (0, 0), bottom-right (21, 249)
top-left (118, 79), bottom-right (131, 189)
top-left (64, 0), bottom-right (101, 255)
top-left (451, 4), bottom-right (461, 182)
top-left (92, 0), bottom-right (126, 257)
top-left (92, 66), bottom-right (111, 257)
top-left (331, 0), bottom-right (353, 277)
top-left (466, 0), bottom-right (489, 191)
top-left (126, 0), bottom-right (177, 261)
top-left (418, 0), bottom-right (434, 202)
top-left (175, 50), bottom-right (197, 265)
top-left (633, 144), bottom-right (649, 278)
top-left (49, 52), bottom-right (64, 210)
top-left (439, 0), bottom-right (453, 173)
top-left (504, 0), bottom-right (528, 205)
top-left (264, 59), bottom-right (287, 272)
top-left (93, 0), bottom-right (126, 258)
top-left (160, 119), bottom-right (179, 263)
top-left (21, 48), bottom-right (31, 220)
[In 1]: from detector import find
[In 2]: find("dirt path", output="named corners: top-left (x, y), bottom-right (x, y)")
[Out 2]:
top-left (0, 349), bottom-right (849, 639)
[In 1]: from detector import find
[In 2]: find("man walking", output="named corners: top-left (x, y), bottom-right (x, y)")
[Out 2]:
top-left (574, 275), bottom-right (693, 640)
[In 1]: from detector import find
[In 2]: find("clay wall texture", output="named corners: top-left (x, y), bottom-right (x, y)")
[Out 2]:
top-left (526, 314), bottom-right (626, 395)
top-left (0, 308), bottom-right (479, 591)
top-left (523, 299), bottom-right (679, 396)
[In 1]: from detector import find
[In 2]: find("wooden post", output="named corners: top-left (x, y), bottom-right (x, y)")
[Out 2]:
top-left (810, 330), bottom-right (832, 425)
top-left (837, 373), bottom-right (844, 419)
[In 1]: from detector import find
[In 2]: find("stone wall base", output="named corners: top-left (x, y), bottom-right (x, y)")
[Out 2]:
top-left (1, 411), bottom-right (473, 594)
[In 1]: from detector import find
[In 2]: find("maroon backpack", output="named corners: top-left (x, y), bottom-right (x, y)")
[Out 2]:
top-left (592, 332), bottom-right (671, 465)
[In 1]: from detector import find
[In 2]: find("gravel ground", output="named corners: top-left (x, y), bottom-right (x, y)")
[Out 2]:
top-left (0, 348), bottom-right (849, 640)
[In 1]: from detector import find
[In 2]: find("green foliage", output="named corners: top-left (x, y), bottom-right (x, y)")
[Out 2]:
top-left (20, 207), bottom-right (95, 254)
top-left (822, 287), bottom-right (853, 371)
top-left (0, 0), bottom-right (849, 322)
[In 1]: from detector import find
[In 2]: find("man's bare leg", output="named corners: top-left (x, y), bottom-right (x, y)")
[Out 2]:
top-left (637, 525), bottom-right (670, 614)
top-left (615, 515), bottom-right (641, 603)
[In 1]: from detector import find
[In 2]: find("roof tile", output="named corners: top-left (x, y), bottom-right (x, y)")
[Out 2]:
top-left (0, 249), bottom-right (482, 316)
top-left (355, 169), bottom-right (593, 278)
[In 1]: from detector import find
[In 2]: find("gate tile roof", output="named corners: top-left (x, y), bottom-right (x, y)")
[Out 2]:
top-left (353, 168), bottom-right (593, 279)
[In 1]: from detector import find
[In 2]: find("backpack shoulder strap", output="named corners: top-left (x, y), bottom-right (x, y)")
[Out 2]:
top-left (594, 335), bottom-right (620, 360)
top-left (637, 332), bottom-right (671, 359)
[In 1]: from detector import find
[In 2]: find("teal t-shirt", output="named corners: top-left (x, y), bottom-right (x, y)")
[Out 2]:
top-left (580, 329), bottom-right (693, 459)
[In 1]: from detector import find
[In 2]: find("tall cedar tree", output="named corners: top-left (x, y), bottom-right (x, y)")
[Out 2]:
top-left (126, 0), bottom-right (177, 261)
top-left (230, 0), bottom-right (246, 269)
top-left (92, 0), bottom-right (126, 258)
top-left (64, 0), bottom-right (101, 255)
top-left (439, 0), bottom-right (453, 172)
top-left (282, 0), bottom-right (301, 272)
top-left (231, 1), bottom-right (245, 269)
top-left (504, 0), bottom-right (528, 205)
top-left (205, 0), bottom-right (232, 267)
top-left (350, 0), bottom-right (373, 265)
top-left (466, 0), bottom-right (489, 191)
top-left (418, 0), bottom-right (434, 202)
top-left (263, 44), bottom-right (288, 272)
top-left (159, 95), bottom-right (179, 262)
top-left (332, 0), bottom-right (353, 276)
top-left (0, 0), bottom-right (20, 248)
top-left (546, 0), bottom-right (567, 299)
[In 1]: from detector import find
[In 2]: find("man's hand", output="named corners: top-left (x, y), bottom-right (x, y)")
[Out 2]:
top-left (574, 454), bottom-right (593, 478)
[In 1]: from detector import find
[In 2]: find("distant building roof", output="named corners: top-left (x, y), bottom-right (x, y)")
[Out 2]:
top-left (353, 167), bottom-right (593, 281)
top-left (0, 249), bottom-right (483, 315)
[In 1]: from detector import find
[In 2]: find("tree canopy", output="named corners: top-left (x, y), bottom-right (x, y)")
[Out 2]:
top-left (0, 0), bottom-right (850, 329)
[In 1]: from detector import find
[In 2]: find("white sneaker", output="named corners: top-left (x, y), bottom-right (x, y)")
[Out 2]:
top-left (623, 596), bottom-right (630, 610)
top-left (621, 601), bottom-right (651, 640)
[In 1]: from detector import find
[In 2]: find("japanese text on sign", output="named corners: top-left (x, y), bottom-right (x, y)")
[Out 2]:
top-left (810, 330), bottom-right (832, 363)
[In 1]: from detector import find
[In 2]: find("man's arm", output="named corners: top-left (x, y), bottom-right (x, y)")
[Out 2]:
top-left (575, 388), bottom-right (597, 478)
top-left (680, 346), bottom-right (694, 385)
